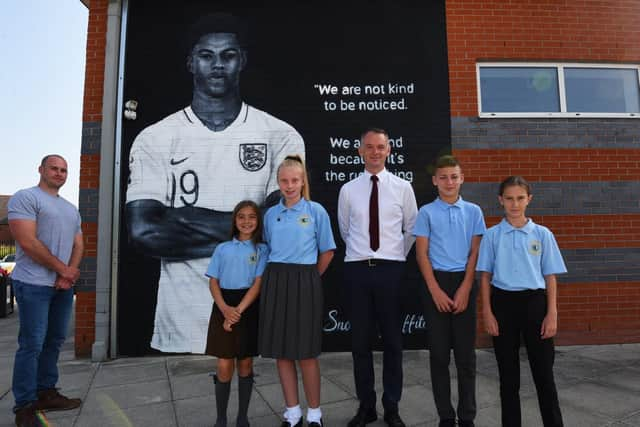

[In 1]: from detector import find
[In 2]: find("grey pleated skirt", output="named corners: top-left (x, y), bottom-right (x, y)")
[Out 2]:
top-left (258, 262), bottom-right (323, 360)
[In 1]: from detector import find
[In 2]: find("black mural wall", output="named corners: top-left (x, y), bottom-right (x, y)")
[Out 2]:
top-left (117, 0), bottom-right (450, 355)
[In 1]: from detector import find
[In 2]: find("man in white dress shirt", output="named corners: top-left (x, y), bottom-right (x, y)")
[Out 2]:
top-left (337, 128), bottom-right (417, 427)
top-left (125, 13), bottom-right (305, 353)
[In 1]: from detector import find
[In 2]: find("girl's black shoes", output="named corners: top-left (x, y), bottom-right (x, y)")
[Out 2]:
top-left (280, 419), bottom-right (302, 427)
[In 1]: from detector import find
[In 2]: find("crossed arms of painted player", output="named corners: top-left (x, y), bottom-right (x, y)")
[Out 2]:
top-left (126, 191), bottom-right (280, 261)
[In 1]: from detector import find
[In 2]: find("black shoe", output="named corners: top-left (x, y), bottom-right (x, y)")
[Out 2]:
top-left (308, 418), bottom-right (323, 427)
top-left (383, 412), bottom-right (406, 427)
top-left (280, 418), bottom-right (302, 427)
top-left (438, 419), bottom-right (455, 427)
top-left (347, 406), bottom-right (378, 427)
top-left (458, 420), bottom-right (475, 427)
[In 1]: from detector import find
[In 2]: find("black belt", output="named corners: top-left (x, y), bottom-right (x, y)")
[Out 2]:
top-left (353, 259), bottom-right (402, 267)
top-left (492, 286), bottom-right (546, 296)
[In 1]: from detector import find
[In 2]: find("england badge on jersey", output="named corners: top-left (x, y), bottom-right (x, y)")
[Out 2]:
top-left (239, 144), bottom-right (267, 171)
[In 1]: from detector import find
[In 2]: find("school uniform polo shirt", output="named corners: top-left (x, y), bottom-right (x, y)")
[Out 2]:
top-left (264, 198), bottom-right (336, 264)
top-left (205, 239), bottom-right (268, 290)
top-left (413, 196), bottom-right (486, 272)
top-left (476, 218), bottom-right (567, 291)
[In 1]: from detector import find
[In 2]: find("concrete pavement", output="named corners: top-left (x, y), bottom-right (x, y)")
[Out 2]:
top-left (1, 306), bottom-right (640, 426)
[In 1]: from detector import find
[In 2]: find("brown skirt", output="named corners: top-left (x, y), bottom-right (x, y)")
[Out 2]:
top-left (258, 263), bottom-right (323, 360)
top-left (205, 288), bottom-right (259, 359)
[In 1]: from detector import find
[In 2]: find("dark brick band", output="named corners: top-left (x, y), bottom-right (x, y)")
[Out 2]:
top-left (562, 247), bottom-right (640, 284)
top-left (462, 181), bottom-right (640, 217)
top-left (79, 188), bottom-right (99, 223)
top-left (452, 117), bottom-right (640, 150)
top-left (81, 121), bottom-right (102, 155)
top-left (77, 256), bottom-right (97, 292)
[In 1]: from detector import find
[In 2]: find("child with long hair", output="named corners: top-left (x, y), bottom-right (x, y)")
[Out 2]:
top-left (259, 155), bottom-right (336, 427)
top-left (477, 176), bottom-right (566, 427)
top-left (205, 200), bottom-right (268, 427)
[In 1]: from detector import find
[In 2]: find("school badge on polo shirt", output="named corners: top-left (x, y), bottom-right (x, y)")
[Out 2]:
top-left (248, 253), bottom-right (258, 264)
top-left (528, 240), bottom-right (542, 256)
top-left (239, 144), bottom-right (267, 171)
top-left (298, 215), bottom-right (311, 227)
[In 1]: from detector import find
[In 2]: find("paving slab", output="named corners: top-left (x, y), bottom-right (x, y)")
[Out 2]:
top-left (82, 379), bottom-right (173, 414)
top-left (253, 358), bottom-right (284, 386)
top-left (554, 351), bottom-right (616, 383)
top-left (256, 376), bottom-right (353, 411)
top-left (75, 401), bottom-right (177, 427)
top-left (93, 361), bottom-right (167, 387)
top-left (620, 410), bottom-right (640, 426)
top-left (570, 343), bottom-right (640, 367)
top-left (170, 372), bottom-right (215, 401)
top-left (1, 302), bottom-right (640, 427)
top-left (591, 366), bottom-right (640, 393)
top-left (167, 356), bottom-right (216, 377)
top-left (173, 394), bottom-right (219, 427)
top-left (558, 380), bottom-right (640, 419)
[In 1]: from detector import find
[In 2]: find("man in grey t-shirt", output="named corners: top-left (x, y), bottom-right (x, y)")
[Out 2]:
top-left (8, 155), bottom-right (84, 426)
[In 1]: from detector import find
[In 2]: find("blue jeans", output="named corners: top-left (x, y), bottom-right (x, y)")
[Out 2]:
top-left (12, 280), bottom-right (74, 410)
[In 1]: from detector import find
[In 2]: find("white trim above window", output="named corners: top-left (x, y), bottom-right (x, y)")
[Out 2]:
top-left (477, 62), bottom-right (640, 118)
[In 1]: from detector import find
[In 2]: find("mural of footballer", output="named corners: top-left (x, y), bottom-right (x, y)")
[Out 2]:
top-left (125, 13), bottom-right (305, 353)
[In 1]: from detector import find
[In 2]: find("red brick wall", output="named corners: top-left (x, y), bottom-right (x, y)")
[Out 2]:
top-left (80, 154), bottom-right (101, 190)
top-left (75, 292), bottom-right (96, 352)
top-left (455, 149), bottom-right (640, 182)
top-left (446, 0), bottom-right (640, 117)
top-left (76, 0), bottom-right (108, 357)
top-left (448, 0), bottom-right (640, 346)
top-left (83, 0), bottom-right (107, 123)
top-left (78, 1), bottom-right (640, 355)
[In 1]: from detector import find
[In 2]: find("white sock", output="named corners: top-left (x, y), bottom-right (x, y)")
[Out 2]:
top-left (284, 405), bottom-right (302, 425)
top-left (307, 407), bottom-right (322, 423)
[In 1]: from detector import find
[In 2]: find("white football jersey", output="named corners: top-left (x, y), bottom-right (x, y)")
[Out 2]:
top-left (127, 103), bottom-right (305, 353)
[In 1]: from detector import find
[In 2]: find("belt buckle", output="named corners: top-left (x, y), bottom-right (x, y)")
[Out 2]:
top-left (367, 259), bottom-right (377, 267)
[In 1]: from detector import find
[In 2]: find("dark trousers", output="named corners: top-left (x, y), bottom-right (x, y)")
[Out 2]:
top-left (344, 261), bottom-right (405, 412)
top-left (423, 271), bottom-right (477, 421)
top-left (491, 287), bottom-right (563, 427)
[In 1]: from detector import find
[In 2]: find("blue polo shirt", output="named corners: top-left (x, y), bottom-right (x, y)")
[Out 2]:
top-left (413, 196), bottom-right (486, 272)
top-left (476, 218), bottom-right (567, 291)
top-left (264, 198), bottom-right (336, 264)
top-left (205, 239), bottom-right (268, 290)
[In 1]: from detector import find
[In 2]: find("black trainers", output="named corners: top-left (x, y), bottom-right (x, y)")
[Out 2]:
top-left (308, 418), bottom-right (323, 427)
top-left (383, 411), bottom-right (406, 427)
top-left (347, 406), bottom-right (378, 427)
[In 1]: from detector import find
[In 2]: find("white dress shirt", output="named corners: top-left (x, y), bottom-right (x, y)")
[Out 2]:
top-left (338, 168), bottom-right (417, 262)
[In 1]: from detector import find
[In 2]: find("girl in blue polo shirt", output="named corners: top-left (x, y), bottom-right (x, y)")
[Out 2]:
top-left (476, 176), bottom-right (567, 427)
top-left (204, 200), bottom-right (268, 427)
top-left (259, 155), bottom-right (336, 427)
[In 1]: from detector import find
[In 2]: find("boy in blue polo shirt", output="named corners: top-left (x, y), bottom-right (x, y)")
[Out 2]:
top-left (477, 176), bottom-right (566, 427)
top-left (414, 155), bottom-right (486, 427)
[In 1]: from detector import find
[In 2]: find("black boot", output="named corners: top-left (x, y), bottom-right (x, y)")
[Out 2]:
top-left (236, 374), bottom-right (254, 427)
top-left (213, 374), bottom-right (231, 427)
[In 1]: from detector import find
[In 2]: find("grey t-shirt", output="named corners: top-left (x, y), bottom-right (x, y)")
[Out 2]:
top-left (8, 186), bottom-right (82, 286)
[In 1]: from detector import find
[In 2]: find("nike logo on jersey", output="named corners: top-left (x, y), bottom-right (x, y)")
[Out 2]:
top-left (170, 157), bottom-right (189, 165)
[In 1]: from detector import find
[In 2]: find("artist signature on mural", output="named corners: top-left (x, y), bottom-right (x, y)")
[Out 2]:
top-left (324, 309), bottom-right (427, 335)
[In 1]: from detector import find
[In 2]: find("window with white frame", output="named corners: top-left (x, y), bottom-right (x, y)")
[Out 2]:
top-left (477, 63), bottom-right (640, 118)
